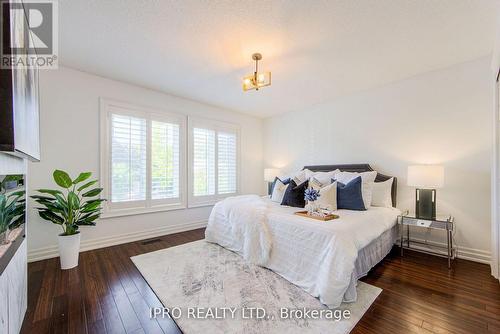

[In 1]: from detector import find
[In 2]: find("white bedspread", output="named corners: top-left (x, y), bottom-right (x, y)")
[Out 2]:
top-left (205, 196), bottom-right (400, 308)
top-left (205, 195), bottom-right (272, 265)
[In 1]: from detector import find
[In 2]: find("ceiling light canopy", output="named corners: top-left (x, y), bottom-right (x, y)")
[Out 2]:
top-left (242, 53), bottom-right (271, 91)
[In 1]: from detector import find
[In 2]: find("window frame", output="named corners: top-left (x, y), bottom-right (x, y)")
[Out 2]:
top-left (100, 98), bottom-right (187, 218)
top-left (187, 116), bottom-right (241, 207)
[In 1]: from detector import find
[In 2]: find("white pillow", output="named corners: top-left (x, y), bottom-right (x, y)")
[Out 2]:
top-left (311, 169), bottom-right (340, 185)
top-left (309, 177), bottom-right (323, 191)
top-left (291, 169), bottom-right (314, 184)
top-left (315, 181), bottom-right (337, 211)
top-left (334, 171), bottom-right (377, 209)
top-left (371, 178), bottom-right (393, 207)
top-left (271, 179), bottom-right (289, 203)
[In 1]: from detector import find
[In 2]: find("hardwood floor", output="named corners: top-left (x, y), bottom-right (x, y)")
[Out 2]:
top-left (21, 228), bottom-right (500, 334)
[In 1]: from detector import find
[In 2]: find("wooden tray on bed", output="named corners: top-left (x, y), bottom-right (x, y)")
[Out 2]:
top-left (294, 211), bottom-right (339, 221)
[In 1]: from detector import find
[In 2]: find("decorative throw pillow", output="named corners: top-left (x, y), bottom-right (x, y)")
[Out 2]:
top-left (336, 176), bottom-right (366, 211)
top-left (310, 169), bottom-right (340, 185)
top-left (281, 179), bottom-right (308, 208)
top-left (270, 177), bottom-right (290, 195)
top-left (371, 178), bottom-right (394, 207)
top-left (315, 181), bottom-right (337, 211)
top-left (334, 171), bottom-right (377, 209)
top-left (292, 176), bottom-right (302, 186)
top-left (291, 169), bottom-right (314, 185)
top-left (309, 177), bottom-right (324, 191)
top-left (271, 178), bottom-right (290, 203)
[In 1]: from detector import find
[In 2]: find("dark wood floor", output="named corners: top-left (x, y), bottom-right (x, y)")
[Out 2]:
top-left (21, 228), bottom-right (500, 334)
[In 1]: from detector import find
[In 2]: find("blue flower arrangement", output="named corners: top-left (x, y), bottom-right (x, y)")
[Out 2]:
top-left (304, 188), bottom-right (320, 202)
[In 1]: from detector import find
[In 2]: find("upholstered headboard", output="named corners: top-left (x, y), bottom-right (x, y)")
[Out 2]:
top-left (303, 164), bottom-right (398, 207)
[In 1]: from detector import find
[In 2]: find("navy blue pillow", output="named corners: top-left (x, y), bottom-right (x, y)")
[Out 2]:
top-left (281, 179), bottom-right (308, 208)
top-left (335, 176), bottom-right (366, 211)
top-left (270, 177), bottom-right (291, 194)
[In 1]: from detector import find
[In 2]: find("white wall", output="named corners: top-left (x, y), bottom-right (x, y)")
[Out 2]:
top-left (492, 77), bottom-right (499, 277)
top-left (264, 57), bottom-right (493, 263)
top-left (28, 66), bottom-right (264, 261)
top-left (0, 154), bottom-right (26, 176)
top-left (491, 17), bottom-right (500, 277)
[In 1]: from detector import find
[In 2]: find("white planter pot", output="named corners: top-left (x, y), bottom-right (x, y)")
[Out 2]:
top-left (57, 232), bottom-right (81, 270)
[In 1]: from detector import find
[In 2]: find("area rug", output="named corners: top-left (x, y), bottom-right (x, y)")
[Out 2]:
top-left (131, 240), bottom-right (381, 334)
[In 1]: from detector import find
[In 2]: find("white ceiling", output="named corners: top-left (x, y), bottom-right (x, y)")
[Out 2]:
top-left (59, 0), bottom-right (500, 118)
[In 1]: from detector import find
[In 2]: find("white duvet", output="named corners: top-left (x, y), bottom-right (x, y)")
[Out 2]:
top-left (205, 196), bottom-right (400, 308)
top-left (205, 195), bottom-right (272, 265)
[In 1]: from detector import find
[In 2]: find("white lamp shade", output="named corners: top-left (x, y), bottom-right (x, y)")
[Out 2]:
top-left (264, 168), bottom-right (282, 182)
top-left (407, 165), bottom-right (444, 188)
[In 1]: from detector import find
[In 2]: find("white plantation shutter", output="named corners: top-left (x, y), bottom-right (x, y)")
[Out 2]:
top-left (110, 114), bottom-right (147, 202)
top-left (189, 118), bottom-right (239, 206)
top-left (151, 121), bottom-right (180, 200)
top-left (102, 102), bottom-right (239, 214)
top-left (217, 132), bottom-right (237, 194)
top-left (192, 127), bottom-right (216, 196)
top-left (101, 99), bottom-right (186, 216)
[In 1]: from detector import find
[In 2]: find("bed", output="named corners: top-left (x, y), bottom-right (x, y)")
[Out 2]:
top-left (205, 164), bottom-right (400, 308)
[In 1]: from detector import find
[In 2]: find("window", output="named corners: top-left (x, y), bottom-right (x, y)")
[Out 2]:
top-left (151, 120), bottom-right (180, 200)
top-left (188, 117), bottom-right (240, 206)
top-left (217, 131), bottom-right (237, 194)
top-left (100, 99), bottom-right (186, 216)
top-left (192, 127), bottom-right (216, 196)
top-left (110, 114), bottom-right (147, 202)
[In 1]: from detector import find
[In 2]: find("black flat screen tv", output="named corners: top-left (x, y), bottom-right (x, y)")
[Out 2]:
top-left (0, 0), bottom-right (40, 161)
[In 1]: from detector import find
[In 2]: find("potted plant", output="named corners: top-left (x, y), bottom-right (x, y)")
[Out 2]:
top-left (32, 170), bottom-right (104, 269)
top-left (0, 189), bottom-right (25, 245)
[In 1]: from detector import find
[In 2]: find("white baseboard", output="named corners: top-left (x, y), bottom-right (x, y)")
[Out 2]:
top-left (28, 220), bottom-right (208, 262)
top-left (401, 237), bottom-right (491, 264)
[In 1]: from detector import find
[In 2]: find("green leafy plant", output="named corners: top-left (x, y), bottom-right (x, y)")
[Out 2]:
top-left (0, 190), bottom-right (25, 236)
top-left (32, 170), bottom-right (105, 236)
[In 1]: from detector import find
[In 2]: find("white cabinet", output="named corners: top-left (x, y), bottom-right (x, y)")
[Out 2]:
top-left (0, 240), bottom-right (27, 334)
top-left (0, 268), bottom-right (8, 334)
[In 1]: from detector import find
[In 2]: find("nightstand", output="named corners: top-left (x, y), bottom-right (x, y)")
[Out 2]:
top-left (399, 211), bottom-right (455, 268)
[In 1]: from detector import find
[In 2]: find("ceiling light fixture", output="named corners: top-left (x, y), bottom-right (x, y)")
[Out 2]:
top-left (242, 53), bottom-right (271, 91)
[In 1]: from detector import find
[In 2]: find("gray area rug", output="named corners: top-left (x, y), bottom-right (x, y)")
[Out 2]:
top-left (131, 240), bottom-right (381, 334)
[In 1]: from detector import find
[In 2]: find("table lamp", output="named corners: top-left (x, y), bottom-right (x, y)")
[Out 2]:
top-left (407, 165), bottom-right (444, 220)
top-left (264, 168), bottom-right (282, 195)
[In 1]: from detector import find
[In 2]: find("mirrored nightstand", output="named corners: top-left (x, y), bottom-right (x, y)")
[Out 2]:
top-left (399, 211), bottom-right (455, 268)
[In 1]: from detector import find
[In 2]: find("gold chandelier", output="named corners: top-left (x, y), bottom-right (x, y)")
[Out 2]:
top-left (242, 53), bottom-right (271, 91)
